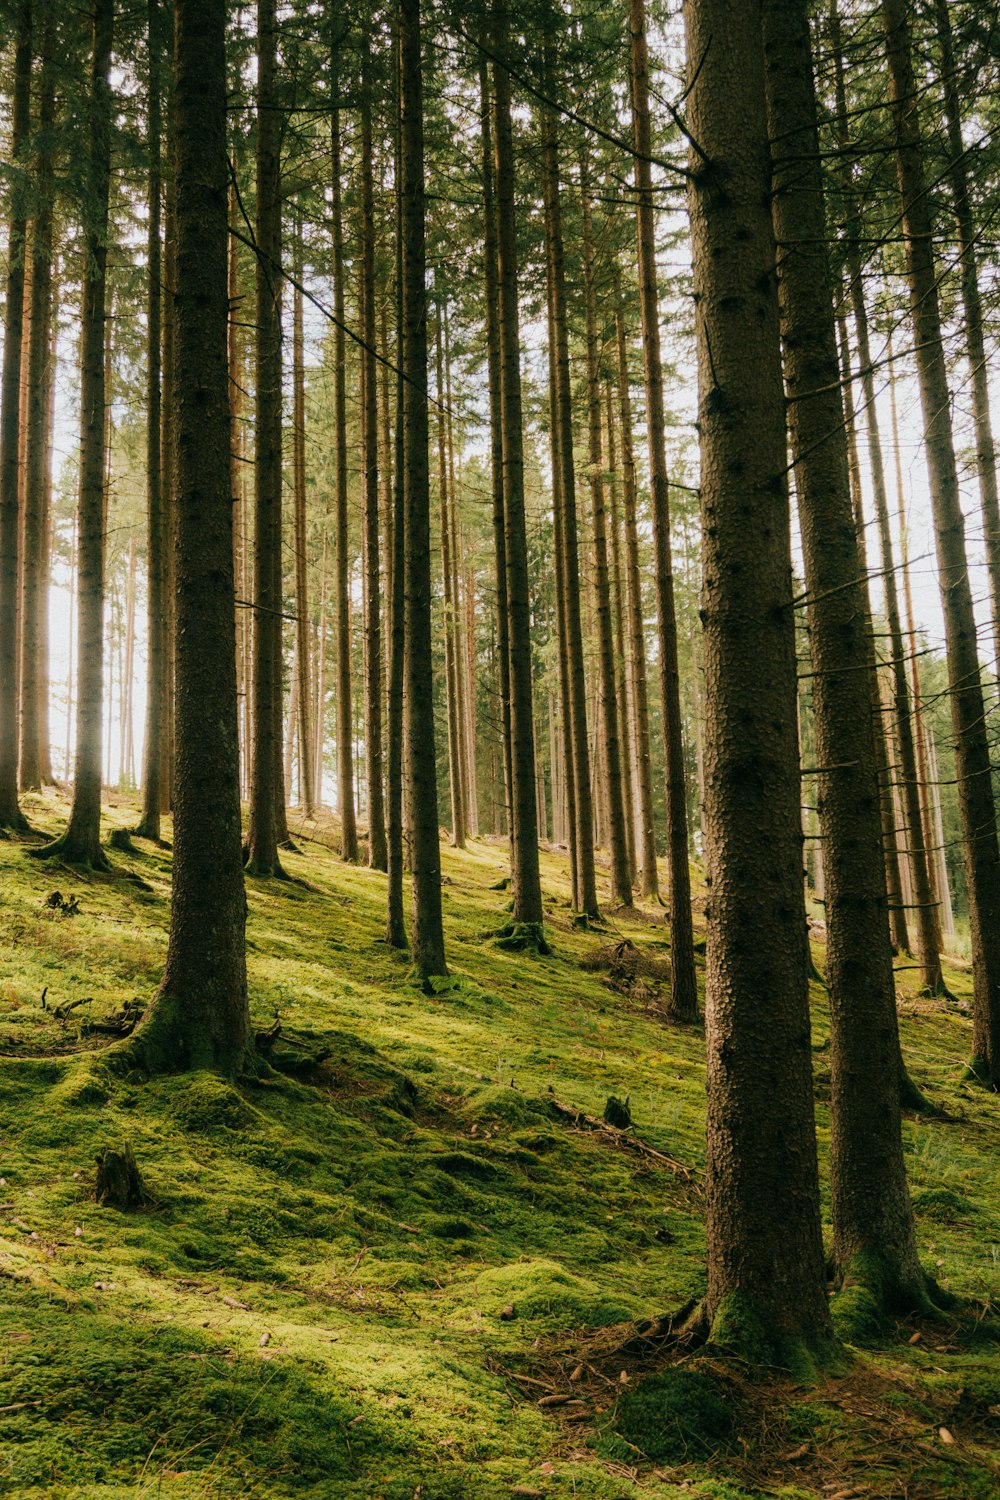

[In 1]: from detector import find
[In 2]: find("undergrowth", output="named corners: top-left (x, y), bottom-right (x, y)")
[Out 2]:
top-left (0, 790), bottom-right (996, 1498)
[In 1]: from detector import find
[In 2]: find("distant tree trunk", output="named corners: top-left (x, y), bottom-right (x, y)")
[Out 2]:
top-left (245, 0), bottom-right (285, 877)
top-left (159, 156), bottom-right (176, 816)
top-left (539, 63), bottom-right (597, 920)
top-left (359, 41), bottom-right (386, 869)
top-left (491, 0), bottom-right (543, 936)
top-left (629, 0), bottom-right (697, 1017)
top-left (37, 0), bottom-right (115, 868)
top-left (830, 12), bottom-right (941, 988)
top-left (614, 304), bottom-right (658, 900)
top-left (579, 152), bottom-right (631, 909)
top-left (19, 1), bottom-right (56, 794)
top-left (835, 308), bottom-right (909, 957)
top-left (331, 51), bottom-right (357, 862)
top-left (435, 303), bottom-right (466, 848)
top-left (933, 0), bottom-right (1000, 675)
top-left (0, 0), bottom-right (32, 832)
top-left (137, 0), bottom-right (164, 838)
top-left (605, 381), bottom-right (637, 882)
top-left (385, 90), bottom-right (407, 949)
top-left (883, 0), bottom-right (1000, 1085)
top-left (291, 226), bottom-right (315, 818)
top-left (685, 0), bottom-right (831, 1357)
top-left (445, 311), bottom-right (476, 840)
top-left (134, 0), bottom-right (252, 1074)
top-left (479, 56), bottom-right (513, 843)
top-left (463, 565), bottom-right (479, 836)
top-left (763, 0), bottom-right (927, 1308)
top-left (399, 0), bottom-right (446, 976)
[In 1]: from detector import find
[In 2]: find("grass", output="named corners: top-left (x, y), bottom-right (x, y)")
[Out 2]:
top-left (0, 788), bottom-right (997, 1499)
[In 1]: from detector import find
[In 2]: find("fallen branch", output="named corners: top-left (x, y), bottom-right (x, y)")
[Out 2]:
top-left (547, 1096), bottom-right (699, 1187)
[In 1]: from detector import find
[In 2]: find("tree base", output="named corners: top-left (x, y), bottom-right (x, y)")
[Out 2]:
top-left (30, 831), bottom-right (111, 872)
top-left (831, 1249), bottom-right (952, 1347)
top-left (494, 921), bottom-right (551, 955)
top-left (708, 1291), bottom-right (840, 1377)
top-left (963, 1055), bottom-right (998, 1090)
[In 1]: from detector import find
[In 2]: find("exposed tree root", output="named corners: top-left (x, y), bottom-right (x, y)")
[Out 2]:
top-left (494, 921), bottom-right (551, 955)
top-left (547, 1093), bottom-right (698, 1186)
top-left (30, 834), bottom-right (111, 872)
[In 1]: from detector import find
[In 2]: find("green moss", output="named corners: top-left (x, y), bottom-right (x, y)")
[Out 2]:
top-left (608, 1364), bottom-right (733, 1463)
top-left (167, 1072), bottom-right (258, 1133)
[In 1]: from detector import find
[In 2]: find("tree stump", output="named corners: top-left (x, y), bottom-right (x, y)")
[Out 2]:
top-left (95, 1143), bottom-right (146, 1208)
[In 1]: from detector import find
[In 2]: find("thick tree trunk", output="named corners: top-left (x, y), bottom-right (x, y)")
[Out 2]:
top-left (540, 73), bottom-right (597, 919)
top-left (137, 0), bottom-right (164, 838)
top-left (245, 0), bottom-right (285, 877)
top-left (385, 105), bottom-right (407, 949)
top-left (579, 153), bottom-right (631, 909)
top-left (292, 228), bottom-right (315, 819)
top-left (359, 43), bottom-right (386, 869)
top-left (134, 0), bottom-right (252, 1074)
top-left (0, 0), bottom-right (32, 832)
top-left (883, 0), bottom-right (1000, 1084)
top-left (18, 2), bottom-right (55, 795)
top-left (479, 57), bottom-right (513, 844)
top-left (685, 0), bottom-right (832, 1359)
top-left (614, 305), bottom-right (658, 900)
top-left (763, 0), bottom-right (927, 1310)
top-left (399, 0), bottom-right (446, 976)
top-left (159, 160), bottom-right (176, 816)
top-left (37, 0), bottom-right (115, 868)
top-left (933, 0), bottom-right (1000, 675)
top-left (630, 0), bottom-right (697, 1018)
top-left (491, 1), bottom-right (543, 935)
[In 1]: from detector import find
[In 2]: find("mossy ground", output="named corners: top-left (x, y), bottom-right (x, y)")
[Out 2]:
top-left (0, 790), bottom-right (997, 1499)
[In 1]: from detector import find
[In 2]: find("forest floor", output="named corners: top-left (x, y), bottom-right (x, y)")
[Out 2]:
top-left (0, 790), bottom-right (997, 1500)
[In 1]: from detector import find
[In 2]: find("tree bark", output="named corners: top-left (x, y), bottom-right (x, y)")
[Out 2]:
top-left (539, 67), bottom-right (597, 919)
top-left (385, 79), bottom-right (407, 949)
top-left (245, 0), bottom-right (285, 877)
top-left (491, 0), bottom-right (543, 934)
top-left (0, 0), bottom-right (32, 832)
top-left (629, 0), bottom-right (697, 1017)
top-left (134, 0), bottom-right (252, 1074)
top-left (291, 224), bottom-right (315, 819)
top-left (763, 0), bottom-right (927, 1309)
top-left (330, 49), bottom-right (357, 862)
top-left (399, 0), bottom-right (446, 976)
top-left (685, 0), bottom-right (831, 1358)
top-left (933, 0), bottom-right (1000, 676)
top-left (36, 0), bottom-right (114, 868)
top-left (579, 151), bottom-right (631, 909)
top-left (605, 381), bottom-right (637, 883)
top-left (614, 304), bottom-right (658, 900)
top-left (883, 0), bottom-right (1000, 1084)
top-left (359, 38), bottom-right (386, 869)
top-left (435, 301), bottom-right (466, 848)
top-left (18, 0), bottom-right (56, 794)
top-left (137, 0), bottom-right (164, 838)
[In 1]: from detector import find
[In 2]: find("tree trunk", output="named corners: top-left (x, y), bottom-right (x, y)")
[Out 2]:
top-left (37, 0), bottom-right (114, 868)
top-left (435, 302), bottom-right (466, 848)
top-left (359, 41), bottom-right (386, 869)
top-left (399, 0), bottom-right (446, 976)
top-left (19, 1), bottom-right (56, 794)
top-left (291, 226), bottom-right (315, 819)
top-left (479, 56), bottom-right (513, 845)
top-left (330, 51), bottom-right (357, 862)
top-left (605, 380), bottom-right (637, 883)
top-left (685, 0), bottom-right (831, 1359)
top-left (539, 65), bottom-right (597, 919)
top-left (0, 0), bottom-right (32, 832)
top-left (579, 151), bottom-right (631, 909)
top-left (137, 0), bottom-right (164, 838)
top-left (883, 0), bottom-right (1000, 1084)
top-left (933, 0), bottom-right (1000, 676)
top-left (763, 0), bottom-right (927, 1310)
top-left (835, 308), bottom-right (909, 957)
top-left (159, 154), bottom-right (176, 816)
top-left (385, 92), bottom-right (407, 948)
top-left (134, 0), bottom-right (252, 1074)
top-left (245, 0), bottom-right (285, 877)
top-left (491, 0), bottom-right (543, 936)
top-left (629, 0), bottom-right (697, 1017)
top-left (614, 304), bottom-right (658, 899)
